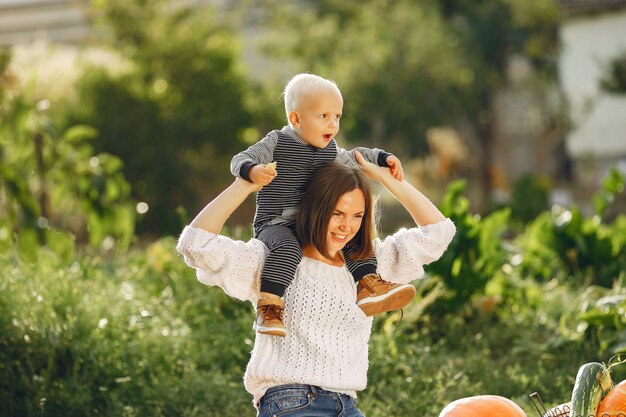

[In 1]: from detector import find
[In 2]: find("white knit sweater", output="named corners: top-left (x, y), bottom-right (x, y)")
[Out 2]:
top-left (176, 219), bottom-right (456, 405)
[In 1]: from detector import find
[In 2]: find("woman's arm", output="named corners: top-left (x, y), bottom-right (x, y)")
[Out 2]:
top-left (177, 178), bottom-right (265, 303)
top-left (355, 151), bottom-right (446, 226)
top-left (189, 177), bottom-right (261, 233)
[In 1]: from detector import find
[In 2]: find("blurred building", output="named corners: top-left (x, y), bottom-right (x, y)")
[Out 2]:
top-left (558, 0), bottom-right (626, 198)
top-left (487, 0), bottom-right (626, 210)
top-left (0, 0), bottom-right (94, 45)
top-left (490, 54), bottom-right (566, 204)
top-left (0, 0), bottom-right (220, 45)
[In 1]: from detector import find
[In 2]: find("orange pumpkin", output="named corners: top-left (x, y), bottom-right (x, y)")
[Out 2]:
top-left (438, 395), bottom-right (527, 417)
top-left (597, 379), bottom-right (626, 417)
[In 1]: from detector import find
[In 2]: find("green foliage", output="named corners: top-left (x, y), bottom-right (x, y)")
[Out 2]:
top-left (364, 305), bottom-right (596, 416)
top-left (256, 0), bottom-right (560, 157)
top-left (516, 169), bottom-right (626, 288)
top-left (576, 278), bottom-right (626, 356)
top-left (593, 167), bottom-right (626, 219)
top-left (443, 0), bottom-right (560, 77)
top-left (418, 167), bottom-right (624, 320)
top-left (5, 136), bottom-right (619, 416)
top-left (426, 180), bottom-right (511, 312)
top-left (600, 49), bottom-right (626, 94)
top-left (3, 234), bottom-right (623, 416)
top-left (0, 49), bottom-right (136, 250)
top-left (64, 0), bottom-right (253, 235)
top-left (510, 174), bottom-right (551, 223)
top-left (1, 165), bottom-right (625, 416)
top-left (259, 0), bottom-right (475, 154)
top-left (0, 238), bottom-right (254, 417)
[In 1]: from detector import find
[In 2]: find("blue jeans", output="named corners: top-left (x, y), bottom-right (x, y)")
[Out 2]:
top-left (257, 384), bottom-right (366, 417)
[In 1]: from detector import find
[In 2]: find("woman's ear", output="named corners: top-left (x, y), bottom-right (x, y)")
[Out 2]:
top-left (289, 111), bottom-right (300, 128)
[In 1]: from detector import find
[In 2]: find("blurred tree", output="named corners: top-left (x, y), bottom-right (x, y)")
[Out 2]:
top-left (0, 48), bottom-right (135, 250)
top-left (509, 174), bottom-right (551, 224)
top-left (255, 0), bottom-right (561, 199)
top-left (600, 50), bottom-right (626, 94)
top-left (257, 0), bottom-right (470, 154)
top-left (65, 0), bottom-right (254, 235)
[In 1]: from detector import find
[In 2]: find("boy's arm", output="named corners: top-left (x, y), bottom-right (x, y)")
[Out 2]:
top-left (335, 145), bottom-right (389, 166)
top-left (336, 145), bottom-right (404, 180)
top-left (230, 130), bottom-right (279, 181)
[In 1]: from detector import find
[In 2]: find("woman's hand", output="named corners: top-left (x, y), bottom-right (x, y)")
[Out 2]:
top-left (237, 176), bottom-right (263, 193)
top-left (354, 150), bottom-right (397, 184)
top-left (355, 151), bottom-right (446, 226)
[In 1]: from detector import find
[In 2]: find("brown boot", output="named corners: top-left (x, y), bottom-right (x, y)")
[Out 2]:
top-left (254, 297), bottom-right (286, 337)
top-left (356, 274), bottom-right (416, 317)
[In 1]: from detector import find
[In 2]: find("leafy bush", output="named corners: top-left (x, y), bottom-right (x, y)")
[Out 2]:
top-left (576, 277), bottom-right (626, 356)
top-left (516, 168), bottom-right (626, 287)
top-left (600, 49), bottom-right (626, 94)
top-left (0, 238), bottom-right (254, 417)
top-left (0, 235), bottom-right (604, 417)
top-left (425, 168), bottom-right (626, 318)
top-left (426, 179), bottom-right (511, 313)
top-left (0, 49), bottom-right (136, 249)
top-left (510, 174), bottom-right (551, 224)
top-left (3, 185), bottom-right (626, 416)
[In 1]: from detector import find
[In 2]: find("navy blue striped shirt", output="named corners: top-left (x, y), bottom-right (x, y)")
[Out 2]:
top-left (231, 126), bottom-right (391, 235)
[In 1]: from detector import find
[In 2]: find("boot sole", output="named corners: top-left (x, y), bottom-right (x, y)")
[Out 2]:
top-left (253, 324), bottom-right (287, 337)
top-left (358, 285), bottom-right (416, 317)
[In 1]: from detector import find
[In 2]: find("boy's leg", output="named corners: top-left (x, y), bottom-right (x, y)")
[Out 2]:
top-left (344, 249), bottom-right (416, 317)
top-left (255, 225), bottom-right (302, 336)
top-left (344, 250), bottom-right (378, 282)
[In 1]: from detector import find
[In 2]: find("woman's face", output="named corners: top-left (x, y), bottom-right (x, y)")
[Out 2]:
top-left (326, 188), bottom-right (366, 257)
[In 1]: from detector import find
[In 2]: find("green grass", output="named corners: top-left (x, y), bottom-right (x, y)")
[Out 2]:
top-left (1, 237), bottom-right (625, 417)
top-left (0, 238), bottom-right (253, 417)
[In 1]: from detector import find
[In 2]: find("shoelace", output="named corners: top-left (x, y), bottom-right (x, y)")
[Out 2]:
top-left (363, 275), bottom-right (405, 324)
top-left (362, 275), bottom-right (390, 293)
top-left (260, 304), bottom-right (284, 323)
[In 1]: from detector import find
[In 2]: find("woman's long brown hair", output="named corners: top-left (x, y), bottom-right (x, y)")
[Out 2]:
top-left (296, 162), bottom-right (375, 260)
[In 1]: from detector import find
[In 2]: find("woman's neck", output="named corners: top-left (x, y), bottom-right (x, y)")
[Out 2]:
top-left (302, 245), bottom-right (344, 267)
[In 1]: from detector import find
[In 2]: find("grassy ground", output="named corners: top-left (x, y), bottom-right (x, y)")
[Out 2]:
top-left (1, 237), bottom-right (624, 417)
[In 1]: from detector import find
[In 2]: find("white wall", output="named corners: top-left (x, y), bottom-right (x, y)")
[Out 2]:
top-left (0, 0), bottom-right (92, 45)
top-left (559, 9), bottom-right (626, 159)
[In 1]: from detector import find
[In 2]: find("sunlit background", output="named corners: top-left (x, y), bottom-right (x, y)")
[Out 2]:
top-left (1, 1), bottom-right (626, 416)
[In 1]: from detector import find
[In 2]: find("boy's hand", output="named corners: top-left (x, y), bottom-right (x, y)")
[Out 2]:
top-left (386, 155), bottom-right (404, 181)
top-left (249, 162), bottom-right (277, 186)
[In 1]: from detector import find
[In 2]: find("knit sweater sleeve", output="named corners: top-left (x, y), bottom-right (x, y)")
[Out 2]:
top-left (335, 145), bottom-right (390, 167)
top-left (176, 226), bottom-right (267, 303)
top-left (374, 218), bottom-right (456, 284)
top-left (230, 130), bottom-right (279, 177)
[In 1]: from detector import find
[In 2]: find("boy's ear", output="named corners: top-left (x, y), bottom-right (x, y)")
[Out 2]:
top-left (289, 111), bottom-right (300, 128)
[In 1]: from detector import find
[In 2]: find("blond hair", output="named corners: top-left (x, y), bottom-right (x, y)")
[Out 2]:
top-left (283, 73), bottom-right (342, 127)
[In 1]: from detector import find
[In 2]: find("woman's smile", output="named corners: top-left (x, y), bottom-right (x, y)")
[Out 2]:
top-left (331, 232), bottom-right (348, 241)
top-left (325, 188), bottom-right (366, 256)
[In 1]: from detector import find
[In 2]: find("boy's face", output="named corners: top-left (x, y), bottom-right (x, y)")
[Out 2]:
top-left (290, 90), bottom-right (343, 149)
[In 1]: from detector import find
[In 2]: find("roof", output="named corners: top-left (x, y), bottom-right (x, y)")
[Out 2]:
top-left (559, 0), bottom-right (626, 13)
top-left (0, 0), bottom-right (92, 45)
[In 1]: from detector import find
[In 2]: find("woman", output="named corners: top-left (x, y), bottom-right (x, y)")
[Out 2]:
top-left (176, 152), bottom-right (456, 416)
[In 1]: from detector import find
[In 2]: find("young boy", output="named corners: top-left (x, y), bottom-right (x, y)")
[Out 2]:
top-left (231, 73), bottom-right (416, 337)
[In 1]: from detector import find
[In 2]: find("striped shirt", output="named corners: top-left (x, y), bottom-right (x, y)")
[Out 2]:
top-left (230, 126), bottom-right (390, 234)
